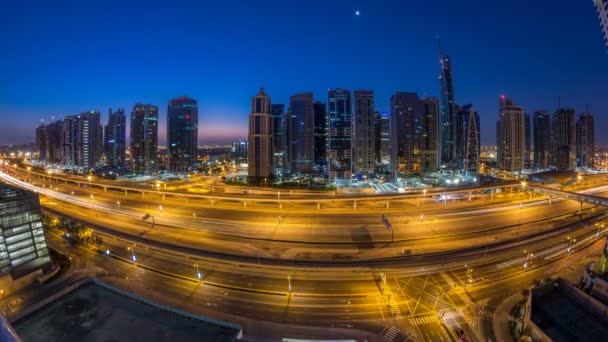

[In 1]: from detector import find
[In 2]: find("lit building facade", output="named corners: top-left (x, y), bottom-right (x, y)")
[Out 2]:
top-left (287, 93), bottom-right (314, 174)
top-left (0, 183), bottom-right (52, 280)
top-left (420, 97), bottom-right (439, 173)
top-left (313, 102), bottom-right (327, 170)
top-left (353, 90), bottom-right (375, 175)
top-left (104, 108), bottom-right (126, 167)
top-left (168, 96), bottom-right (198, 173)
top-left (552, 108), bottom-right (577, 171)
top-left (391, 92), bottom-right (421, 178)
top-left (130, 104), bottom-right (159, 173)
top-left (248, 88), bottom-right (273, 180)
top-left (439, 54), bottom-right (457, 168)
top-left (577, 112), bottom-right (595, 169)
top-left (327, 89), bottom-right (352, 180)
top-left (271, 104), bottom-right (286, 175)
top-left (533, 111), bottom-right (551, 170)
top-left (497, 101), bottom-right (525, 172)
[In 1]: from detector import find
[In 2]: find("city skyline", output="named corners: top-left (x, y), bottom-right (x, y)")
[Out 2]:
top-left (1, 0), bottom-right (606, 146)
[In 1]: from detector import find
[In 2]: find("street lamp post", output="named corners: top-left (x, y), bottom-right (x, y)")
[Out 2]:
top-left (523, 250), bottom-right (533, 269)
top-left (567, 236), bottom-right (576, 253)
top-left (128, 246), bottom-right (136, 262)
top-left (117, 201), bottom-right (121, 208)
top-left (193, 264), bottom-right (202, 280)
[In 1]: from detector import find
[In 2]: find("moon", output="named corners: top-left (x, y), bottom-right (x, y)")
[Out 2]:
top-left (355, 10), bottom-right (360, 16)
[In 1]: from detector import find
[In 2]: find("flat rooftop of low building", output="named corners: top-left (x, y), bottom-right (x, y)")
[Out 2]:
top-left (13, 280), bottom-right (240, 342)
top-left (530, 280), bottom-right (608, 341)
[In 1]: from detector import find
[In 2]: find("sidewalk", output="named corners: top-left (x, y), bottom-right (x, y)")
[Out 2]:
top-left (492, 293), bottom-right (523, 342)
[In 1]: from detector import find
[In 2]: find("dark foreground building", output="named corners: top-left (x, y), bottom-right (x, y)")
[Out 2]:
top-left (0, 183), bottom-right (52, 281)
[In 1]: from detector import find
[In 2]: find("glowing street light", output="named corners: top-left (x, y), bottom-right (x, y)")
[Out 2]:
top-left (567, 236), bottom-right (576, 253)
top-left (116, 201), bottom-right (121, 208)
top-left (193, 264), bottom-right (202, 280)
top-left (523, 250), bottom-right (534, 269)
top-left (128, 246), bottom-right (136, 262)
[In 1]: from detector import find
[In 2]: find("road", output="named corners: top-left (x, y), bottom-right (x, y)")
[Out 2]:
top-left (1, 165), bottom-right (608, 341)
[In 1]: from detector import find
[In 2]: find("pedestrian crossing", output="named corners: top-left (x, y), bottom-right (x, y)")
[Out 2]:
top-left (409, 315), bottom-right (439, 325)
top-left (380, 325), bottom-right (415, 342)
top-left (478, 308), bottom-right (494, 319)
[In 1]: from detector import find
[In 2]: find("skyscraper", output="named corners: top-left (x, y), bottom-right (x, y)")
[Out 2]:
top-left (497, 100), bottom-right (525, 172)
top-left (353, 90), bottom-right (375, 175)
top-left (45, 120), bottom-right (63, 164)
top-left (533, 111), bottom-right (551, 170)
top-left (379, 112), bottom-right (391, 165)
top-left (552, 108), bottom-right (577, 171)
top-left (35, 124), bottom-right (47, 161)
top-left (577, 112), bottom-right (595, 169)
top-left (457, 105), bottom-right (480, 174)
top-left (524, 114), bottom-right (532, 169)
top-left (438, 53), bottom-right (456, 167)
top-left (104, 108), bottom-right (126, 167)
top-left (248, 88), bottom-right (273, 180)
top-left (420, 97), bottom-right (439, 173)
top-left (76, 111), bottom-right (103, 169)
top-left (271, 104), bottom-right (286, 175)
top-left (496, 95), bottom-right (514, 168)
top-left (594, 0), bottom-right (608, 49)
top-left (167, 96), bottom-right (198, 173)
top-left (313, 102), bottom-right (327, 169)
top-left (327, 89), bottom-right (352, 180)
top-left (131, 104), bottom-right (158, 173)
top-left (288, 93), bottom-right (314, 174)
top-left (61, 116), bottom-right (78, 166)
top-left (391, 92), bottom-right (421, 179)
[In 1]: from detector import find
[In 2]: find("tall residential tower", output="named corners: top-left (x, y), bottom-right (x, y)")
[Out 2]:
top-left (168, 96), bottom-right (198, 172)
top-left (248, 88), bottom-right (273, 180)
top-left (130, 104), bottom-right (159, 173)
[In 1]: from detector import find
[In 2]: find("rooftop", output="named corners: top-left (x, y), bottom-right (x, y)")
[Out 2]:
top-left (530, 279), bottom-right (608, 341)
top-left (13, 280), bottom-right (241, 342)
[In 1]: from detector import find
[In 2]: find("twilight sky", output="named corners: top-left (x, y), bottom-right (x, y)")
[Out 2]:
top-left (0, 0), bottom-right (606, 146)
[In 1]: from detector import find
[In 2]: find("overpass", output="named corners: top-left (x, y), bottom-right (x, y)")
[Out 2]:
top-left (529, 185), bottom-right (608, 209)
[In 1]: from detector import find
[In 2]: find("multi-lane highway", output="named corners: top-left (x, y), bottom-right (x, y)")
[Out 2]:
top-left (1, 162), bottom-right (607, 341)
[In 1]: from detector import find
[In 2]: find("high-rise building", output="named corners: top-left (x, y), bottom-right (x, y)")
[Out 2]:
top-left (313, 102), bottom-right (327, 169)
top-left (287, 93), bottom-right (314, 174)
top-left (353, 90), bottom-right (375, 175)
top-left (456, 105), bottom-right (480, 174)
top-left (130, 104), bottom-right (159, 173)
top-left (524, 114), bottom-right (532, 169)
top-left (104, 108), bottom-right (126, 167)
top-left (552, 108), bottom-right (577, 171)
top-left (76, 111), bottom-right (103, 169)
top-left (45, 120), bottom-right (63, 164)
top-left (391, 92), bottom-right (421, 179)
top-left (373, 112), bottom-right (382, 164)
top-left (0, 183), bottom-right (52, 280)
top-left (248, 88), bottom-right (273, 180)
top-left (232, 139), bottom-right (248, 167)
top-left (35, 124), bottom-right (47, 161)
top-left (271, 104), bottom-right (286, 175)
top-left (61, 116), bottom-right (78, 166)
top-left (439, 53), bottom-right (457, 167)
top-left (496, 95), bottom-right (514, 168)
top-left (533, 111), bottom-right (551, 170)
top-left (577, 112), bottom-right (595, 169)
top-left (420, 97), bottom-right (439, 173)
top-left (379, 112), bottom-right (391, 165)
top-left (327, 89), bottom-right (352, 180)
top-left (594, 0), bottom-right (608, 49)
top-left (167, 96), bottom-right (198, 173)
top-left (497, 100), bottom-right (525, 172)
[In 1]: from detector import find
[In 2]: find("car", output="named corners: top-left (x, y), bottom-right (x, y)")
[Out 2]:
top-left (454, 328), bottom-right (469, 342)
